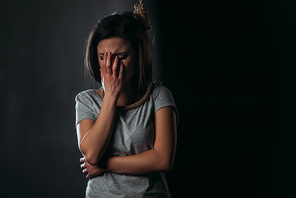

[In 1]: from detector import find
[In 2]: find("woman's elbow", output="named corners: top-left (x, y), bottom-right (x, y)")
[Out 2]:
top-left (79, 144), bottom-right (99, 165)
top-left (83, 153), bottom-right (99, 166)
top-left (159, 158), bottom-right (174, 172)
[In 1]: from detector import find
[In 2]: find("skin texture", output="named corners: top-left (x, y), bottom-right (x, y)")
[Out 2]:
top-left (97, 37), bottom-right (136, 87)
top-left (97, 37), bottom-right (138, 107)
top-left (76, 37), bottom-right (177, 178)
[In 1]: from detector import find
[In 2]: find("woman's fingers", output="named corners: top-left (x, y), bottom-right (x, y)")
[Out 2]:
top-left (101, 53), bottom-right (107, 75)
top-left (102, 52), bottom-right (122, 78)
top-left (105, 52), bottom-right (112, 75)
top-left (81, 163), bottom-right (85, 169)
top-left (100, 52), bottom-right (123, 98)
top-left (112, 56), bottom-right (119, 78)
top-left (118, 61), bottom-right (124, 81)
top-left (80, 158), bottom-right (105, 179)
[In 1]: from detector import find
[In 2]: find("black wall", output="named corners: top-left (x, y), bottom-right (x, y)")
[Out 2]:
top-left (156, 0), bottom-right (296, 197)
top-left (1, 0), bottom-right (296, 197)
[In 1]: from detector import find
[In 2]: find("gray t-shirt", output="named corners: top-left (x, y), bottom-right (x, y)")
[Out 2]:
top-left (75, 84), bottom-right (178, 198)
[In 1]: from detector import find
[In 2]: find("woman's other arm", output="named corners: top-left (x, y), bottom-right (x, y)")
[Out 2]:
top-left (105, 107), bottom-right (177, 174)
top-left (81, 106), bottom-right (177, 176)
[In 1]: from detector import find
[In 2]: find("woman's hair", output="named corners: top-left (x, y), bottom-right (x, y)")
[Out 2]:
top-left (85, 0), bottom-right (152, 96)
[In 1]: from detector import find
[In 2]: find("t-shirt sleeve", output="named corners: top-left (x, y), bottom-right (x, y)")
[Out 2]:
top-left (152, 86), bottom-right (179, 123)
top-left (75, 92), bottom-right (97, 125)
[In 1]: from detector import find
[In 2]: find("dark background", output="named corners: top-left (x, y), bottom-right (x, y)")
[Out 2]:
top-left (1, 0), bottom-right (295, 197)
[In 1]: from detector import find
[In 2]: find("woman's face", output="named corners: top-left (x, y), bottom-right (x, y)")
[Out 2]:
top-left (97, 37), bottom-right (136, 85)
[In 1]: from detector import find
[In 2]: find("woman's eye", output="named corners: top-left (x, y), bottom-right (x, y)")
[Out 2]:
top-left (119, 55), bottom-right (127, 60)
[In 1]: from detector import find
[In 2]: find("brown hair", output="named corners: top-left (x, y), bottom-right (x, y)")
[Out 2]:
top-left (84, 0), bottom-right (152, 98)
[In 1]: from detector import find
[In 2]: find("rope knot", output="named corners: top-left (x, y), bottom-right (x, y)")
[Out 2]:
top-left (134, 0), bottom-right (152, 31)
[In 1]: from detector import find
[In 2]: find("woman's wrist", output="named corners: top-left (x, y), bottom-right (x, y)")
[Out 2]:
top-left (103, 94), bottom-right (118, 107)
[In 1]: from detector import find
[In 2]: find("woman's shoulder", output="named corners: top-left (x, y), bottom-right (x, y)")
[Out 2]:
top-left (151, 81), bottom-right (174, 99)
top-left (76, 89), bottom-right (96, 98)
top-left (151, 81), bottom-right (178, 120)
top-left (75, 89), bottom-right (102, 103)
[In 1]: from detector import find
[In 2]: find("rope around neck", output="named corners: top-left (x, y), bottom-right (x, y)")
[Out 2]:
top-left (99, 82), bottom-right (153, 111)
top-left (117, 82), bottom-right (153, 110)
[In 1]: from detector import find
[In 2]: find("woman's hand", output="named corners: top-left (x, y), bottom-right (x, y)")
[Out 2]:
top-left (80, 157), bottom-right (106, 179)
top-left (100, 52), bottom-right (124, 100)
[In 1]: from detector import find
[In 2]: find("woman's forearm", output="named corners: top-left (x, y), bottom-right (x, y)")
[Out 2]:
top-left (79, 95), bottom-right (117, 165)
top-left (105, 149), bottom-right (173, 175)
top-left (104, 108), bottom-right (177, 175)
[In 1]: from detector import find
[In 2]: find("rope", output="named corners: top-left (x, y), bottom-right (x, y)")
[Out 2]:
top-left (117, 81), bottom-right (153, 111)
top-left (134, 0), bottom-right (152, 30)
top-left (99, 0), bottom-right (154, 111)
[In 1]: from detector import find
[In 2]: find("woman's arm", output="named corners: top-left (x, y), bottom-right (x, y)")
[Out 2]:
top-left (81, 106), bottom-right (177, 177)
top-left (105, 107), bottom-right (177, 175)
top-left (77, 97), bottom-right (117, 166)
top-left (77, 53), bottom-right (123, 165)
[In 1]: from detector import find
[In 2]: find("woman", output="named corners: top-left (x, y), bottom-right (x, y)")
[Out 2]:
top-left (75, 1), bottom-right (178, 197)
